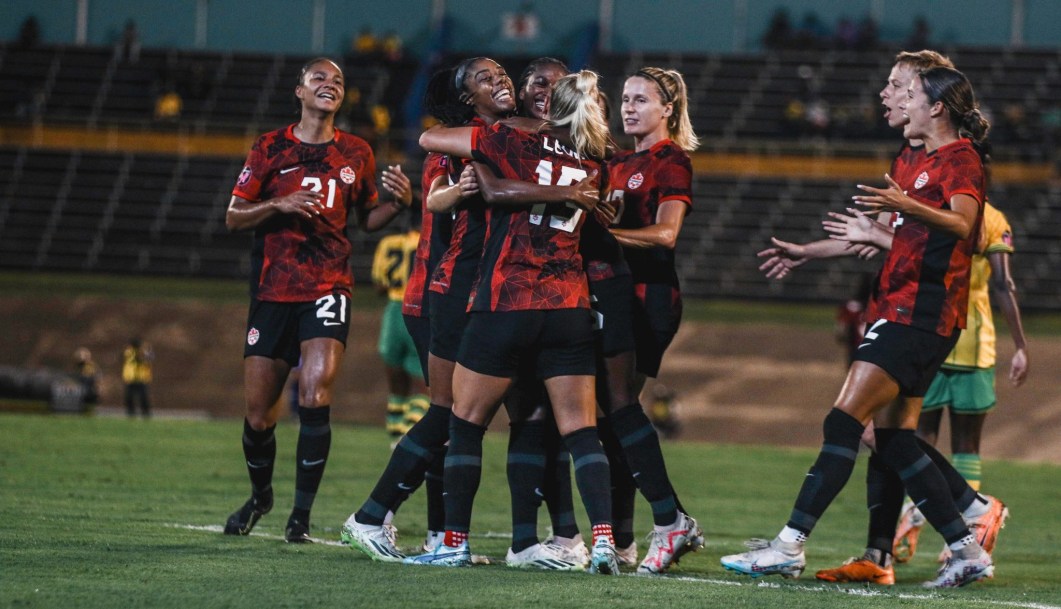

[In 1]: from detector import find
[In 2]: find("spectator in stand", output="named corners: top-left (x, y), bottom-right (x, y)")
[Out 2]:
top-left (116, 19), bottom-right (141, 64)
top-left (762, 8), bottom-right (792, 50)
top-left (17, 16), bottom-right (40, 49)
top-left (154, 88), bottom-right (183, 122)
top-left (353, 26), bottom-right (379, 56)
top-left (905, 16), bottom-right (932, 50)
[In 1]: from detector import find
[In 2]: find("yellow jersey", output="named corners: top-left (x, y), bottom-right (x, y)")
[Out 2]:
top-left (942, 202), bottom-right (1014, 370)
top-left (371, 230), bottom-right (420, 302)
top-left (122, 345), bottom-right (153, 384)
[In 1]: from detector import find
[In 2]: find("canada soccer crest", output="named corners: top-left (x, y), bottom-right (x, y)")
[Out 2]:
top-left (914, 171), bottom-right (929, 189)
top-left (340, 166), bottom-right (356, 184)
top-left (237, 166), bottom-right (252, 186)
top-left (247, 327), bottom-right (260, 346)
top-left (627, 172), bottom-right (644, 189)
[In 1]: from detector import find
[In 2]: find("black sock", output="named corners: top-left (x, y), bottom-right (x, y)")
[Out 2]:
top-left (917, 436), bottom-right (979, 511)
top-left (443, 415), bottom-right (487, 534)
top-left (542, 420), bottom-right (579, 539)
top-left (508, 420), bottom-right (546, 552)
top-left (875, 428), bottom-right (971, 545)
top-left (356, 404), bottom-right (451, 525)
top-left (787, 408), bottom-right (864, 535)
top-left (611, 403), bottom-right (679, 526)
top-left (425, 452), bottom-right (446, 532)
top-left (242, 418), bottom-right (276, 500)
top-left (564, 426), bottom-right (612, 528)
top-left (865, 450), bottom-right (904, 555)
top-left (292, 405), bottom-right (331, 524)
top-left (598, 416), bottom-right (636, 547)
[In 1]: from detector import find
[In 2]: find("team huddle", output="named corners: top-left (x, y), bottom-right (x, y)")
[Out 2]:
top-left (218, 48), bottom-right (1027, 588)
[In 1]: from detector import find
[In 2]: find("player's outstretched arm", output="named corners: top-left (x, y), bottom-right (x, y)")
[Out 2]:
top-left (756, 237), bottom-right (866, 280)
top-left (822, 207), bottom-right (894, 250)
top-left (989, 250), bottom-right (1029, 386)
top-left (853, 173), bottom-right (978, 239)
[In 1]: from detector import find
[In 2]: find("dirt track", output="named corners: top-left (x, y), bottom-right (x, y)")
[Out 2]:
top-left (3, 295), bottom-right (1058, 464)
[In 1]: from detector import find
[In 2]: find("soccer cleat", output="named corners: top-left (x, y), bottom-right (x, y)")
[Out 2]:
top-left (284, 516), bottom-right (312, 543)
top-left (893, 501), bottom-right (926, 563)
top-left (223, 493), bottom-right (273, 536)
top-left (968, 495), bottom-right (1009, 555)
top-left (638, 512), bottom-right (704, 574)
top-left (922, 550), bottom-right (993, 588)
top-left (721, 538), bottom-right (806, 579)
top-left (588, 537), bottom-right (620, 575)
top-left (543, 534), bottom-right (590, 567)
top-left (506, 543), bottom-right (584, 571)
top-left (422, 530), bottom-right (444, 553)
top-left (403, 541), bottom-right (472, 567)
top-left (815, 557), bottom-right (895, 585)
top-left (615, 541), bottom-right (639, 566)
top-left (340, 515), bottom-right (405, 562)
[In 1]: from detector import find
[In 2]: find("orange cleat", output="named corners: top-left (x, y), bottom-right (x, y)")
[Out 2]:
top-left (815, 557), bottom-right (896, 585)
top-left (941, 495), bottom-right (1010, 563)
top-left (893, 502), bottom-right (926, 563)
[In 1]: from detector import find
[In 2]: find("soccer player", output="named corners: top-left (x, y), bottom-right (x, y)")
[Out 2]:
top-left (758, 51), bottom-right (1007, 586)
top-left (406, 70), bottom-right (621, 574)
top-left (723, 66), bottom-right (996, 588)
top-left (222, 57), bottom-right (410, 543)
top-left (370, 210), bottom-right (428, 442)
top-left (599, 66), bottom-right (704, 572)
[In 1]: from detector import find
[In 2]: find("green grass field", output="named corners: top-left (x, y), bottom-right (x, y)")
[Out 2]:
top-left (2, 414), bottom-right (1059, 608)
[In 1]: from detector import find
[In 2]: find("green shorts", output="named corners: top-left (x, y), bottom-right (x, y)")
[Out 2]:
top-left (378, 301), bottom-right (423, 378)
top-left (921, 367), bottom-right (996, 414)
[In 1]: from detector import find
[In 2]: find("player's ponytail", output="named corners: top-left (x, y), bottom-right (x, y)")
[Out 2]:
top-left (549, 70), bottom-right (609, 159)
top-left (919, 66), bottom-right (990, 144)
top-left (424, 68), bottom-right (474, 126)
top-left (633, 67), bottom-right (700, 151)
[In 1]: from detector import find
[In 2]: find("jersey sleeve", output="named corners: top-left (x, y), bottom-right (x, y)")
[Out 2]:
top-left (231, 136), bottom-right (269, 201)
top-left (356, 144), bottom-right (380, 212)
top-left (940, 147), bottom-right (984, 205)
top-left (983, 203), bottom-right (1015, 255)
top-left (657, 150), bottom-right (693, 210)
top-left (421, 153), bottom-right (449, 197)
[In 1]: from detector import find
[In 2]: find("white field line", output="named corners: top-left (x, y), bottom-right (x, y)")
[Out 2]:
top-left (172, 523), bottom-right (1060, 609)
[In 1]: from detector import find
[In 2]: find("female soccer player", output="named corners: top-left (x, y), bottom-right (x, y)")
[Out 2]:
top-left (723, 66), bottom-right (995, 588)
top-left (223, 57), bottom-right (410, 543)
top-left (406, 70), bottom-right (622, 574)
top-left (599, 66), bottom-right (704, 572)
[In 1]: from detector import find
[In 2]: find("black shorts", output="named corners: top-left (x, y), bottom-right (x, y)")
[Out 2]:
top-left (590, 275), bottom-right (637, 357)
top-left (429, 290), bottom-right (470, 362)
top-left (853, 319), bottom-right (960, 397)
top-left (457, 309), bottom-right (596, 379)
top-left (403, 314), bottom-right (431, 384)
top-left (632, 283), bottom-right (682, 378)
top-left (244, 292), bottom-right (352, 366)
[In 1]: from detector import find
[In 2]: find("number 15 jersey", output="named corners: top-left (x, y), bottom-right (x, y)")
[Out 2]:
top-left (232, 124), bottom-right (379, 302)
top-left (469, 123), bottom-right (599, 312)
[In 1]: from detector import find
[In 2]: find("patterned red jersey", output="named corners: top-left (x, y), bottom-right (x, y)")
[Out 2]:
top-left (606, 139), bottom-right (692, 287)
top-left (866, 138), bottom-right (984, 336)
top-left (232, 124), bottom-right (378, 302)
top-left (885, 142), bottom-right (926, 228)
top-left (580, 165), bottom-right (631, 283)
top-left (403, 153), bottom-right (453, 317)
top-left (429, 118), bottom-right (489, 300)
top-left (469, 123), bottom-right (598, 311)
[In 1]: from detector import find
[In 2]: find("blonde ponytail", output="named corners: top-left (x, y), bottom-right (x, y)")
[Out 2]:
top-left (548, 70), bottom-right (610, 159)
top-left (634, 66), bottom-right (699, 151)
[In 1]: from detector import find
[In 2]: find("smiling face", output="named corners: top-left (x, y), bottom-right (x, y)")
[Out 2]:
top-left (296, 59), bottom-right (344, 115)
top-left (519, 62), bottom-right (567, 120)
top-left (462, 59), bottom-right (515, 121)
top-left (879, 63), bottom-right (916, 129)
top-left (620, 75), bottom-right (671, 139)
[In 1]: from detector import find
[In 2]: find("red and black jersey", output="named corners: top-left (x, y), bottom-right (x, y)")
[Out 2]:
top-left (429, 118), bottom-right (489, 300)
top-left (606, 139), bottom-right (692, 287)
top-left (403, 153), bottom-right (453, 318)
top-left (233, 124), bottom-right (378, 302)
top-left (866, 138), bottom-right (984, 336)
top-left (885, 142), bottom-right (926, 228)
top-left (581, 195), bottom-right (631, 283)
top-left (469, 123), bottom-right (598, 312)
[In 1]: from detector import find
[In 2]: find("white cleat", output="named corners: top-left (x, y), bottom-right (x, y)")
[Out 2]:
top-left (506, 543), bottom-right (584, 571)
top-left (588, 537), bottom-right (620, 575)
top-left (340, 514), bottom-right (405, 562)
top-left (543, 534), bottom-right (590, 568)
top-left (923, 549), bottom-right (993, 588)
top-left (720, 538), bottom-right (806, 579)
top-left (615, 541), bottom-right (639, 566)
top-left (638, 512), bottom-right (705, 574)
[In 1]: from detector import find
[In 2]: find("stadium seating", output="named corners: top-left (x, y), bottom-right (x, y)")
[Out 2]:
top-left (1, 43), bottom-right (1058, 309)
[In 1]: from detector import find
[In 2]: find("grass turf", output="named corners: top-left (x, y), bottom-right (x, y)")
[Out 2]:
top-left (1, 414), bottom-right (1059, 608)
